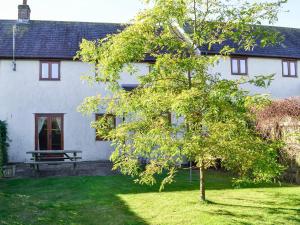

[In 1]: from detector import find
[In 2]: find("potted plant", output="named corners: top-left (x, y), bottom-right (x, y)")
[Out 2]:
top-left (2, 164), bottom-right (16, 178)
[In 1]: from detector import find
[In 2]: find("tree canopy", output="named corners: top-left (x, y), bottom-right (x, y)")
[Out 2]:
top-left (77, 0), bottom-right (287, 201)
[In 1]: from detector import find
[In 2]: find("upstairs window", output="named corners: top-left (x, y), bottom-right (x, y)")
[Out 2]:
top-left (231, 57), bottom-right (248, 75)
top-left (282, 59), bottom-right (297, 77)
top-left (95, 114), bottom-right (116, 141)
top-left (40, 61), bottom-right (60, 80)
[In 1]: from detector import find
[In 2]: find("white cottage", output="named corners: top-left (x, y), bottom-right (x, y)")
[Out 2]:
top-left (1, 1), bottom-right (300, 163)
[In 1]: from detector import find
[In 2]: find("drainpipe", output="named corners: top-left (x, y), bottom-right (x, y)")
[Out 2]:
top-left (12, 24), bottom-right (17, 71)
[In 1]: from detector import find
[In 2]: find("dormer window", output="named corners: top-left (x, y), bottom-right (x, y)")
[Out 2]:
top-left (231, 57), bottom-right (248, 75)
top-left (40, 61), bottom-right (61, 81)
top-left (282, 59), bottom-right (297, 77)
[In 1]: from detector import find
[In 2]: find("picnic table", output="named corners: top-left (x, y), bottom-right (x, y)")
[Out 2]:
top-left (26, 150), bottom-right (82, 171)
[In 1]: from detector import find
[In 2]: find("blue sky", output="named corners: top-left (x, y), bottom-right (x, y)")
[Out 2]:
top-left (0, 0), bottom-right (299, 28)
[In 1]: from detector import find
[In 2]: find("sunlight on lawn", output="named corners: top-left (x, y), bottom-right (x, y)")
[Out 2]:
top-left (119, 187), bottom-right (300, 225)
top-left (0, 170), bottom-right (299, 225)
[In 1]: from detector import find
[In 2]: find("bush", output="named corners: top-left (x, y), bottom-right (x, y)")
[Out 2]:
top-left (0, 120), bottom-right (9, 176)
top-left (255, 97), bottom-right (300, 183)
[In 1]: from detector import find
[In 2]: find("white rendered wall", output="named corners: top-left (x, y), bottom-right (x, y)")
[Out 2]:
top-left (0, 57), bottom-right (300, 162)
top-left (0, 60), bottom-right (146, 162)
top-left (210, 57), bottom-right (300, 98)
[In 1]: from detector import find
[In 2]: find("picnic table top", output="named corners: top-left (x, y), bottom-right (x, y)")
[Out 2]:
top-left (26, 150), bottom-right (82, 154)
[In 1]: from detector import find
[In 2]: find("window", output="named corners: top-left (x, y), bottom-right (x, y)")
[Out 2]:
top-left (40, 61), bottom-right (61, 80)
top-left (282, 59), bottom-right (297, 77)
top-left (231, 57), bottom-right (248, 75)
top-left (35, 114), bottom-right (64, 150)
top-left (95, 114), bottom-right (116, 141)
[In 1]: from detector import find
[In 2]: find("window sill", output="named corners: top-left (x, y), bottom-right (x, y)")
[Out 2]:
top-left (231, 73), bottom-right (248, 76)
top-left (95, 139), bottom-right (111, 142)
top-left (39, 79), bottom-right (61, 81)
top-left (282, 75), bottom-right (298, 78)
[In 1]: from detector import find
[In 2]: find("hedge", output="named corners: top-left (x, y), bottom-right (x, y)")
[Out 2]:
top-left (255, 97), bottom-right (300, 183)
top-left (0, 120), bottom-right (9, 176)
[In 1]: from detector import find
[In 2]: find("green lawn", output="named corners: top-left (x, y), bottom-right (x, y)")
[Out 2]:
top-left (0, 170), bottom-right (299, 225)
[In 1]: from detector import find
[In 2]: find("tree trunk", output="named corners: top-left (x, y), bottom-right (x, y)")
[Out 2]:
top-left (189, 161), bottom-right (192, 183)
top-left (199, 163), bottom-right (206, 201)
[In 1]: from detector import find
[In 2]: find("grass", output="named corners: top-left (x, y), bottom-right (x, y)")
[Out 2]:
top-left (0, 170), bottom-right (299, 225)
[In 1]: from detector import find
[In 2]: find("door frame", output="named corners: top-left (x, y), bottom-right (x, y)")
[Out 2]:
top-left (34, 113), bottom-right (64, 150)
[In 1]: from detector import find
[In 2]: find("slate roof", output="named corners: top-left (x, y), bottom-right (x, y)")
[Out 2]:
top-left (0, 20), bottom-right (125, 60)
top-left (199, 26), bottom-right (300, 59)
top-left (0, 19), bottom-right (300, 60)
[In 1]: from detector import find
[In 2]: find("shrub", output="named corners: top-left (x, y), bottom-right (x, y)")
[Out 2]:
top-left (255, 97), bottom-right (300, 183)
top-left (0, 120), bottom-right (9, 176)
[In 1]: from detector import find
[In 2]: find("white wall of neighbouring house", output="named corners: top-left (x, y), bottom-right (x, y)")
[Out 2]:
top-left (210, 57), bottom-right (300, 98)
top-left (0, 57), bottom-right (300, 163)
top-left (0, 59), bottom-right (147, 163)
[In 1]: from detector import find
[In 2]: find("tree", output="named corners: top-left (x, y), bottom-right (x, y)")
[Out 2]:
top-left (77, 0), bottom-right (286, 201)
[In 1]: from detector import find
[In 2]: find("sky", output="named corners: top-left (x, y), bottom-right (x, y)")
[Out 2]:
top-left (0, 0), bottom-right (299, 28)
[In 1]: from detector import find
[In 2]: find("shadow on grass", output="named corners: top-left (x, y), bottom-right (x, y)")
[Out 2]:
top-left (0, 169), bottom-right (299, 225)
top-left (140, 169), bottom-right (296, 193)
top-left (205, 201), bottom-right (300, 225)
top-left (0, 176), bottom-right (149, 225)
top-left (208, 200), bottom-right (300, 212)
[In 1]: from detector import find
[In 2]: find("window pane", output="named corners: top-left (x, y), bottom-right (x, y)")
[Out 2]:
top-left (95, 114), bottom-right (115, 141)
top-left (51, 117), bottom-right (62, 150)
top-left (232, 59), bottom-right (238, 74)
top-left (51, 63), bottom-right (59, 79)
top-left (107, 116), bottom-right (116, 129)
top-left (37, 117), bottom-right (48, 150)
top-left (290, 62), bottom-right (296, 76)
top-left (240, 59), bottom-right (246, 74)
top-left (283, 61), bottom-right (289, 76)
top-left (41, 63), bottom-right (49, 78)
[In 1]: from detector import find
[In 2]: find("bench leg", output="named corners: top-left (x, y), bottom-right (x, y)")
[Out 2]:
top-left (33, 164), bottom-right (40, 172)
top-left (32, 164), bottom-right (40, 177)
top-left (73, 153), bottom-right (77, 170)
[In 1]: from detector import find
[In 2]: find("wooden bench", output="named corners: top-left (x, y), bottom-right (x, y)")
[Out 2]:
top-left (26, 150), bottom-right (82, 171)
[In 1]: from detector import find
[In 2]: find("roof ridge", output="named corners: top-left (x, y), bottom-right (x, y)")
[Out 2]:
top-left (0, 19), bottom-right (126, 26)
top-left (0, 19), bottom-right (299, 30)
top-left (261, 24), bottom-right (300, 31)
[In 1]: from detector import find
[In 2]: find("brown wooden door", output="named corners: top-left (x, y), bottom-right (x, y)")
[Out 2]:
top-left (35, 114), bottom-right (64, 151)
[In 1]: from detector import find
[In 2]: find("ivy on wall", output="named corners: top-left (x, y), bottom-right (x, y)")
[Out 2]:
top-left (0, 120), bottom-right (9, 176)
